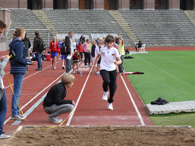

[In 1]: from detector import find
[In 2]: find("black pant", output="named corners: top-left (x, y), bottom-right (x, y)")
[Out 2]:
top-left (84, 52), bottom-right (91, 65)
top-left (80, 52), bottom-right (83, 60)
top-left (100, 69), bottom-right (117, 103)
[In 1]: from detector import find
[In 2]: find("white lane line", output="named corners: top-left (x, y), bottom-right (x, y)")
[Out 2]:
top-left (4, 61), bottom-right (61, 89)
top-left (120, 75), bottom-right (145, 126)
top-left (66, 67), bottom-right (93, 126)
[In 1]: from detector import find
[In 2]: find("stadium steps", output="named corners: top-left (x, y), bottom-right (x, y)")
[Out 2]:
top-left (7, 9), bottom-right (50, 48)
top-left (184, 10), bottom-right (195, 26)
top-left (120, 10), bottom-right (195, 46)
top-left (32, 10), bottom-right (59, 36)
top-left (109, 10), bottom-right (137, 43)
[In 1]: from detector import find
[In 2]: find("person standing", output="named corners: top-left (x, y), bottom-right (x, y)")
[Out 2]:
top-left (22, 33), bottom-right (31, 57)
top-left (0, 20), bottom-right (11, 139)
top-left (118, 38), bottom-right (125, 74)
top-left (9, 27), bottom-right (35, 120)
top-left (79, 35), bottom-right (85, 44)
top-left (81, 39), bottom-right (91, 67)
top-left (93, 35), bottom-right (122, 110)
top-left (50, 36), bottom-right (59, 70)
top-left (33, 31), bottom-right (43, 71)
top-left (65, 31), bottom-right (74, 73)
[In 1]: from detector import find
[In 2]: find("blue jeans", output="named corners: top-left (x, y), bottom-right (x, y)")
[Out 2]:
top-left (0, 89), bottom-right (7, 135)
top-left (65, 54), bottom-right (72, 73)
top-left (35, 52), bottom-right (42, 69)
top-left (11, 74), bottom-right (24, 116)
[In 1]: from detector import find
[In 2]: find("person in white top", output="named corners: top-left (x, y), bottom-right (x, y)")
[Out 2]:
top-left (93, 35), bottom-right (122, 110)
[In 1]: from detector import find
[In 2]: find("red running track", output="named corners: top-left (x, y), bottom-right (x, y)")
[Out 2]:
top-left (0, 51), bottom-right (154, 135)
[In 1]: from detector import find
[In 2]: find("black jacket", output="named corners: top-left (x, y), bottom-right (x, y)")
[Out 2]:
top-left (79, 36), bottom-right (85, 44)
top-left (43, 83), bottom-right (72, 107)
top-left (138, 40), bottom-right (142, 48)
top-left (65, 36), bottom-right (71, 54)
top-left (22, 36), bottom-right (31, 50)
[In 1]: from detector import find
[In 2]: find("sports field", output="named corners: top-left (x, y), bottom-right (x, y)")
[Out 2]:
top-left (124, 50), bottom-right (195, 127)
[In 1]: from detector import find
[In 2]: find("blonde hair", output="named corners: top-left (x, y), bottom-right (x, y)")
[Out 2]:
top-left (61, 73), bottom-right (75, 85)
top-left (13, 27), bottom-right (25, 38)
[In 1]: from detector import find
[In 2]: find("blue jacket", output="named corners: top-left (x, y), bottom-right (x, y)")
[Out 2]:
top-left (9, 38), bottom-right (32, 74)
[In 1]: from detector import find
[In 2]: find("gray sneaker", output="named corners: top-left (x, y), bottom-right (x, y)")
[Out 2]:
top-left (19, 114), bottom-right (26, 119)
top-left (11, 115), bottom-right (25, 120)
top-left (48, 116), bottom-right (61, 123)
top-left (56, 117), bottom-right (63, 123)
top-left (0, 134), bottom-right (11, 139)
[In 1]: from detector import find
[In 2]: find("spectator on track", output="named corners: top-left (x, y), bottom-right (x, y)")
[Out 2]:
top-left (65, 31), bottom-right (74, 73)
top-left (91, 40), bottom-right (96, 66)
top-left (93, 35), bottom-right (122, 110)
top-left (22, 32), bottom-right (31, 57)
top-left (72, 51), bottom-right (80, 74)
top-left (95, 40), bottom-right (103, 76)
top-left (81, 39), bottom-right (91, 67)
top-left (33, 31), bottom-right (43, 71)
top-left (72, 38), bottom-right (77, 52)
top-left (50, 36), bottom-right (59, 70)
top-left (60, 39), bottom-right (65, 69)
top-left (118, 38), bottom-right (125, 74)
top-left (9, 27), bottom-right (36, 121)
top-left (79, 35), bottom-right (85, 44)
top-left (43, 73), bottom-right (75, 124)
top-left (0, 20), bottom-right (11, 139)
top-left (76, 41), bottom-right (83, 61)
top-left (135, 39), bottom-right (142, 52)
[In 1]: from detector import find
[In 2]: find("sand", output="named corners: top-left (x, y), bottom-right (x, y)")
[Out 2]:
top-left (5, 126), bottom-right (195, 146)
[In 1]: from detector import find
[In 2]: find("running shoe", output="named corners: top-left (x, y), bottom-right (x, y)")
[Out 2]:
top-left (107, 103), bottom-right (113, 110)
top-left (102, 91), bottom-right (109, 101)
top-left (48, 116), bottom-right (61, 123)
top-left (0, 134), bottom-right (11, 139)
top-left (11, 115), bottom-right (25, 120)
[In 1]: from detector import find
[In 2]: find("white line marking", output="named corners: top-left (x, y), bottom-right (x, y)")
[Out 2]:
top-left (4, 61), bottom-right (61, 89)
top-left (120, 75), bottom-right (145, 126)
top-left (66, 67), bottom-right (93, 126)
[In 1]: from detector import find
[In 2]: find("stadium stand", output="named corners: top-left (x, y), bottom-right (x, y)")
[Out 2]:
top-left (43, 9), bottom-right (132, 46)
top-left (120, 10), bottom-right (195, 46)
top-left (7, 9), bottom-right (51, 47)
top-left (6, 9), bottom-right (195, 48)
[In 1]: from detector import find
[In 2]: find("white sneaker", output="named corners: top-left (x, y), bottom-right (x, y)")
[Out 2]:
top-left (0, 134), bottom-right (11, 139)
top-left (85, 65), bottom-right (88, 68)
top-left (107, 103), bottom-right (113, 110)
top-left (73, 71), bottom-right (75, 74)
top-left (102, 91), bottom-right (109, 101)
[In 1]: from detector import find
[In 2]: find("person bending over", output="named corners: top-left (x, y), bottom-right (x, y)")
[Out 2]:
top-left (43, 73), bottom-right (75, 123)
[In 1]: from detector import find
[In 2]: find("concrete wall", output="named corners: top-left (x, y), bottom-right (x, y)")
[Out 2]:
top-left (0, 9), bottom-right (11, 51)
top-left (0, 0), bottom-right (191, 10)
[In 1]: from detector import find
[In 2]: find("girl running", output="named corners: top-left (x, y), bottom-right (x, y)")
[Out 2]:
top-left (93, 35), bottom-right (122, 110)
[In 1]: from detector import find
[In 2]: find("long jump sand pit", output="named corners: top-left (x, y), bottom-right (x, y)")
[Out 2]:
top-left (6, 126), bottom-right (195, 146)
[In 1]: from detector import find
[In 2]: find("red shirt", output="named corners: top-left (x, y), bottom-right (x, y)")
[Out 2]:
top-left (73, 52), bottom-right (79, 60)
top-left (46, 54), bottom-right (51, 61)
top-left (76, 44), bottom-right (83, 52)
top-left (50, 40), bottom-right (59, 52)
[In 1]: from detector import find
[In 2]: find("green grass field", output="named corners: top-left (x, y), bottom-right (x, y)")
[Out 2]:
top-left (124, 51), bottom-right (195, 127)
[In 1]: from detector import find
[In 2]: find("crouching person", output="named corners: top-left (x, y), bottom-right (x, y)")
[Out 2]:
top-left (43, 73), bottom-right (75, 123)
